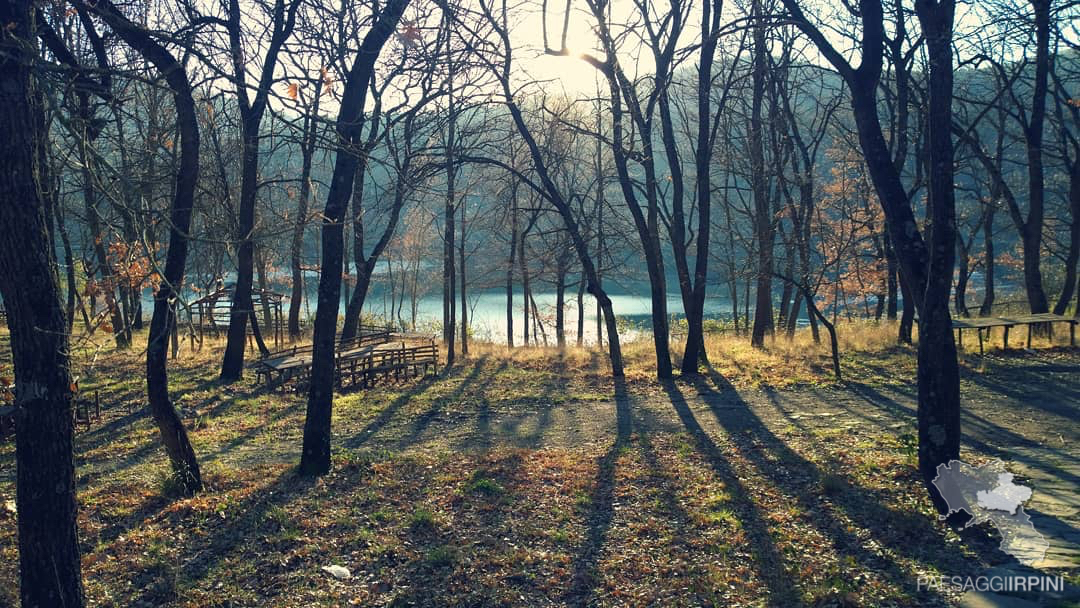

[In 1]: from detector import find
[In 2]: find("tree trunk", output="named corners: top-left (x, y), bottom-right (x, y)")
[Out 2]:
top-left (913, 0), bottom-right (962, 515)
top-left (520, 227), bottom-right (530, 346)
top-left (221, 0), bottom-right (298, 380)
top-left (556, 258), bottom-right (567, 348)
top-left (342, 160), bottom-right (371, 341)
top-left (577, 271), bottom-right (585, 347)
top-left (679, 0), bottom-right (722, 374)
top-left (506, 182), bottom-right (517, 347)
top-left (750, 5), bottom-right (774, 347)
top-left (885, 233), bottom-right (898, 319)
top-left (786, 291), bottom-right (802, 338)
top-left (1019, 0), bottom-right (1051, 316)
top-left (980, 203), bottom-right (996, 316)
top-left (300, 0), bottom-right (409, 477)
top-left (955, 239), bottom-right (970, 318)
top-left (443, 43), bottom-right (457, 364)
top-left (531, 292), bottom-right (548, 346)
top-left (899, 271), bottom-right (915, 344)
top-left (1053, 159), bottom-right (1079, 315)
top-left (778, 242), bottom-right (794, 329)
top-left (289, 88), bottom-right (320, 342)
top-left (594, 119), bottom-right (605, 351)
top-left (255, 248), bottom-right (272, 330)
top-left (443, 186), bottom-right (456, 359)
top-left (53, 200), bottom-right (82, 333)
top-left (459, 193), bottom-right (467, 355)
top-left (92, 0), bottom-right (206, 495)
top-left (220, 115), bottom-right (260, 380)
top-left (0, 4), bottom-right (85, 602)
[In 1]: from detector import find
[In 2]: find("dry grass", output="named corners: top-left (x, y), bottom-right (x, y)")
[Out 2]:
top-left (464, 320), bottom-right (910, 388)
top-left (1, 320), bottom-right (1075, 606)
top-left (2, 315), bottom-right (1075, 395)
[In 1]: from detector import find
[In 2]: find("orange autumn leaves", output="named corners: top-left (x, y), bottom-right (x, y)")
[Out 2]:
top-left (816, 145), bottom-right (888, 316)
top-left (285, 67), bottom-right (335, 101)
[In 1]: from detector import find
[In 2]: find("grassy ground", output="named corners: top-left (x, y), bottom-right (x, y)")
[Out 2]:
top-left (0, 322), bottom-right (1076, 607)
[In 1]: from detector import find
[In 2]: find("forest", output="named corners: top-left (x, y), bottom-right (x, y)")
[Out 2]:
top-left (0, 0), bottom-right (1078, 605)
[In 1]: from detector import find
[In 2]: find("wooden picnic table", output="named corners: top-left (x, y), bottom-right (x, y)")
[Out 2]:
top-left (952, 312), bottom-right (1078, 354)
top-left (952, 317), bottom-right (1017, 355)
top-left (998, 313), bottom-right (1078, 349)
top-left (253, 328), bottom-right (421, 391)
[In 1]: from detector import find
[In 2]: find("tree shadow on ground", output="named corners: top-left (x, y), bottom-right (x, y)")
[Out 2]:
top-left (675, 367), bottom-right (979, 604)
top-left (564, 376), bottom-right (633, 606)
top-left (844, 382), bottom-right (1080, 488)
top-left (660, 378), bottom-right (803, 605)
top-left (341, 355), bottom-right (501, 450)
top-left (341, 372), bottom-right (445, 449)
top-left (469, 349), bottom-right (596, 450)
top-left (132, 467), bottom-right (317, 607)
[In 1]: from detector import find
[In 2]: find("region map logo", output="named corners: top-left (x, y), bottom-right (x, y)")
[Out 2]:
top-left (931, 459), bottom-right (1048, 566)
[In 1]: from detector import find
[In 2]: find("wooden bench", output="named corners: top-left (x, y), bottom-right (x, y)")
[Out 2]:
top-left (73, 390), bottom-right (100, 430)
top-left (337, 343), bottom-right (439, 389)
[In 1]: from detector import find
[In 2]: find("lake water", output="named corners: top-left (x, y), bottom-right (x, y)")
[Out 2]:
top-left (358, 288), bottom-right (799, 345)
top-left (163, 280), bottom-right (809, 345)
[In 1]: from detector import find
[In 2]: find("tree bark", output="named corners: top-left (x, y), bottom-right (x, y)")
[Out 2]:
top-left (442, 34), bottom-right (457, 364)
top-left (0, 3), bottom-right (84, 602)
top-left (556, 256), bottom-right (567, 348)
top-left (1019, 0), bottom-right (1051, 315)
top-left (53, 200), bottom-right (83, 333)
top-left (885, 233), bottom-right (898, 319)
top-left (1054, 159), bottom-right (1079, 315)
top-left (955, 238), bottom-right (971, 318)
top-left (679, 0), bottom-right (723, 374)
top-left (506, 181), bottom-right (517, 347)
top-left (520, 222), bottom-right (530, 345)
top-left (460, 192), bottom-right (468, 355)
top-left (980, 203), bottom-right (997, 316)
top-left (913, 0), bottom-right (962, 515)
top-left (577, 271), bottom-right (586, 347)
top-left (750, 4), bottom-right (774, 347)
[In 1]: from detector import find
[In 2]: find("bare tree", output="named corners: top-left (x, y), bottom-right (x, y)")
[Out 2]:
top-left (299, 0), bottom-right (411, 476)
top-left (219, 0), bottom-right (301, 380)
top-left (0, 2), bottom-right (85, 603)
top-left (780, 0), bottom-right (962, 514)
top-left (88, 0), bottom-right (205, 495)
